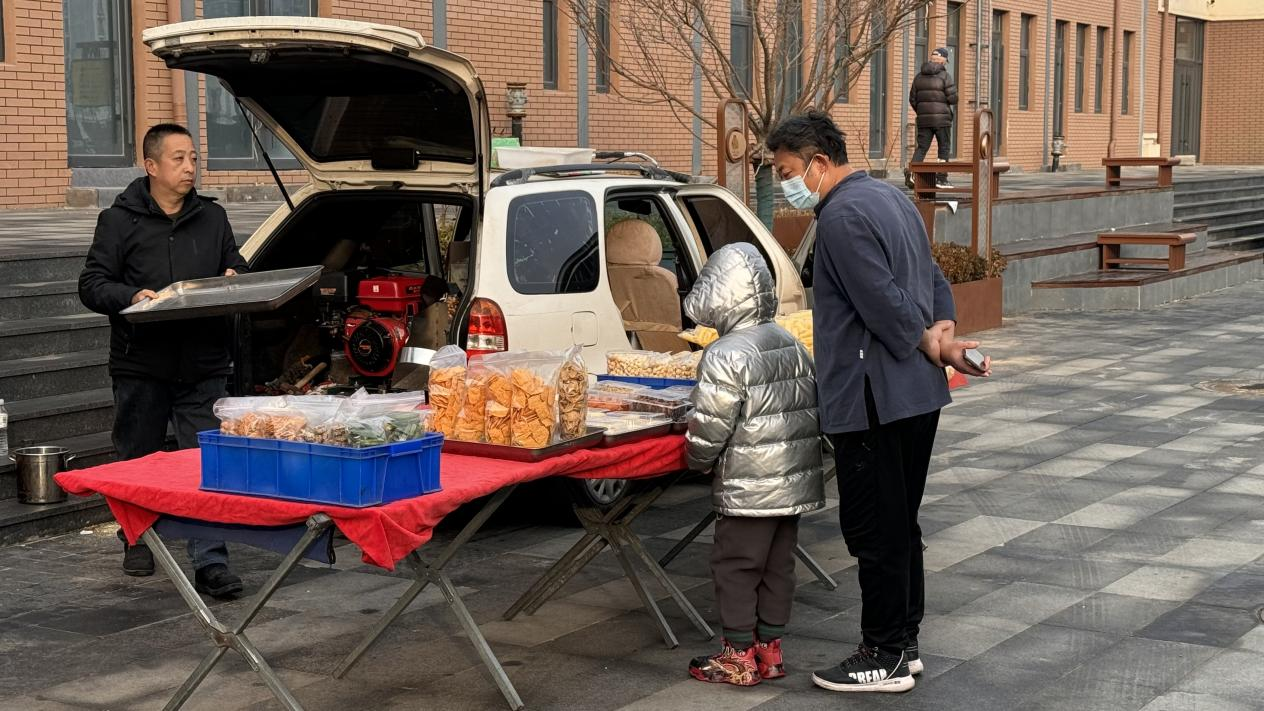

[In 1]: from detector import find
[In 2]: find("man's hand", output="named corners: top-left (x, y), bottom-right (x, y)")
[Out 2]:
top-left (918, 320), bottom-right (955, 367)
top-left (940, 339), bottom-right (992, 377)
top-left (224, 268), bottom-right (237, 277)
top-left (130, 289), bottom-right (158, 305)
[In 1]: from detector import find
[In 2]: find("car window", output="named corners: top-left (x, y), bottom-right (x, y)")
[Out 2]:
top-left (679, 195), bottom-right (774, 269)
top-left (507, 191), bottom-right (601, 295)
top-left (605, 197), bottom-right (682, 276)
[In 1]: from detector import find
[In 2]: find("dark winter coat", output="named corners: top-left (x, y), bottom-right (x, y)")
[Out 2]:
top-left (78, 177), bottom-right (248, 383)
top-left (909, 62), bottom-right (958, 128)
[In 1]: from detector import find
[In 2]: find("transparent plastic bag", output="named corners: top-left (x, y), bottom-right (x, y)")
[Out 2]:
top-left (509, 353), bottom-right (563, 449)
top-left (212, 396), bottom-right (287, 437)
top-left (482, 353), bottom-right (515, 446)
top-left (453, 356), bottom-right (488, 442)
top-left (606, 350), bottom-right (672, 378)
top-left (427, 345), bottom-right (467, 438)
top-left (556, 345), bottom-right (588, 441)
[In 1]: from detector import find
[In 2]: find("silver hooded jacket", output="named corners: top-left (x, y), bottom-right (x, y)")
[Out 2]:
top-left (683, 243), bottom-right (825, 517)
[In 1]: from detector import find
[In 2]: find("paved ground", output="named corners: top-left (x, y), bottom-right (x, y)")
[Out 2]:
top-left (2, 281), bottom-right (1264, 711)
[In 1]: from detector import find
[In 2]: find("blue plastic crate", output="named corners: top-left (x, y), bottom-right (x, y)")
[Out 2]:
top-left (597, 374), bottom-right (697, 389)
top-left (197, 431), bottom-right (443, 507)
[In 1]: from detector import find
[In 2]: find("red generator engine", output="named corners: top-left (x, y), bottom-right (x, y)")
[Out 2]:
top-left (343, 276), bottom-right (425, 377)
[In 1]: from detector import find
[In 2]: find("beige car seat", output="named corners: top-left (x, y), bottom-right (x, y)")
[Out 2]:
top-left (605, 219), bottom-right (687, 352)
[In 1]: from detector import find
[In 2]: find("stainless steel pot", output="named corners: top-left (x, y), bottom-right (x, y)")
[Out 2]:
top-left (10, 446), bottom-right (75, 504)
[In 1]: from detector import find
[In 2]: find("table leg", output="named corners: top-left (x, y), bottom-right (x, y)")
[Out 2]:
top-left (657, 511), bottom-right (715, 568)
top-left (334, 486), bottom-right (524, 711)
top-left (614, 525), bottom-right (714, 640)
top-left (144, 514), bottom-right (333, 711)
top-left (794, 545), bottom-right (839, 590)
top-left (602, 522), bottom-right (679, 649)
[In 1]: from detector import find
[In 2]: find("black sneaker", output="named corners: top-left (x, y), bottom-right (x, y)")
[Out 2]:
top-left (907, 639), bottom-right (924, 676)
top-left (119, 529), bottom-right (154, 577)
top-left (904, 171), bottom-right (916, 190)
top-left (812, 644), bottom-right (915, 693)
top-left (194, 564), bottom-right (243, 599)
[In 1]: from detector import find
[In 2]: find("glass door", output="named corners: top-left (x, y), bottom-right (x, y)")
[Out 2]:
top-left (64, 0), bottom-right (133, 167)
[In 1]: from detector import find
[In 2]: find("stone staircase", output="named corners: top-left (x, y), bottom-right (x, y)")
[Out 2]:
top-left (1175, 173), bottom-right (1264, 253)
top-left (0, 250), bottom-right (118, 544)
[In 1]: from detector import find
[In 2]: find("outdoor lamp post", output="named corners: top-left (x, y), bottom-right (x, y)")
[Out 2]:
top-left (1051, 136), bottom-right (1067, 173)
top-left (506, 83), bottom-right (528, 143)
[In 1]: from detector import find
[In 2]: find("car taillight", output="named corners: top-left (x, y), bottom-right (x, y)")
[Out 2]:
top-left (465, 297), bottom-right (507, 355)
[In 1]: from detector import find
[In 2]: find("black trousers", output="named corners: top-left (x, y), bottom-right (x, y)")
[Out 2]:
top-left (912, 125), bottom-right (952, 182)
top-left (828, 383), bottom-right (940, 655)
top-left (711, 514), bottom-right (800, 636)
top-left (112, 375), bottom-right (230, 570)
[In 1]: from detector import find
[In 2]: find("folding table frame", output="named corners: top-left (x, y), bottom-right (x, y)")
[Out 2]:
top-left (655, 438), bottom-right (841, 590)
top-left (502, 472), bottom-right (715, 649)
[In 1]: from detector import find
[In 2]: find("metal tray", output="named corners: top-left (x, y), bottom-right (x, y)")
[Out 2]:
top-left (599, 421), bottom-right (673, 448)
top-left (442, 427), bottom-right (607, 462)
top-left (120, 265), bottom-right (323, 323)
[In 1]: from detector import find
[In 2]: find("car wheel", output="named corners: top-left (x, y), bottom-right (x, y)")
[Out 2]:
top-left (568, 477), bottom-right (630, 509)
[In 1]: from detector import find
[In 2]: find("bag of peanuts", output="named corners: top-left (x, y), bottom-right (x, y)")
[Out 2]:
top-left (427, 345), bottom-right (467, 439)
top-left (606, 350), bottom-right (673, 378)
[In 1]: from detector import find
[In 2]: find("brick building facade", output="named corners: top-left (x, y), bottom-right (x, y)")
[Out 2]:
top-left (0, 0), bottom-right (1260, 209)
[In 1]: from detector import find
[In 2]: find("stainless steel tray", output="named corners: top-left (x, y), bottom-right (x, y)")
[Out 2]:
top-left (120, 265), bottom-right (323, 323)
top-left (442, 427), bottom-right (607, 462)
top-left (599, 422), bottom-right (673, 448)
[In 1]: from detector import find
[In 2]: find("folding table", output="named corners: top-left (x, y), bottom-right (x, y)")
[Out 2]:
top-left (56, 436), bottom-right (687, 711)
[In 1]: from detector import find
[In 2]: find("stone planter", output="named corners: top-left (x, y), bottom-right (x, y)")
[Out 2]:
top-left (950, 277), bottom-right (1003, 336)
top-left (772, 213), bottom-right (814, 252)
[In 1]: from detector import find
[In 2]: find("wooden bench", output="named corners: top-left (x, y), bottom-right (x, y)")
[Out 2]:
top-left (1102, 156), bottom-right (1181, 188)
top-left (1098, 231), bottom-right (1196, 271)
top-left (910, 160), bottom-right (1011, 200)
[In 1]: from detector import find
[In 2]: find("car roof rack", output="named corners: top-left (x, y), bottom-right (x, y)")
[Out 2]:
top-left (490, 162), bottom-right (695, 188)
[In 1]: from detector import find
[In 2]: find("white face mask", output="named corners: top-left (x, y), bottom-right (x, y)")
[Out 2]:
top-left (782, 156), bottom-right (825, 210)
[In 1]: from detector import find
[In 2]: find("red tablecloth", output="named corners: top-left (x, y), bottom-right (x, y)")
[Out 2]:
top-left (56, 436), bottom-right (686, 571)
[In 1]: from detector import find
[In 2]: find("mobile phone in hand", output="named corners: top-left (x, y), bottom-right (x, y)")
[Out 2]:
top-left (964, 348), bottom-right (986, 371)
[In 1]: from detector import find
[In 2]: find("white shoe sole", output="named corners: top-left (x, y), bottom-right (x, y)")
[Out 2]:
top-left (909, 658), bottom-right (924, 675)
top-left (812, 673), bottom-right (915, 693)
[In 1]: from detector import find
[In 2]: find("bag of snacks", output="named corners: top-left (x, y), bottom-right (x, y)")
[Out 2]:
top-left (281, 395), bottom-right (343, 443)
top-left (213, 396), bottom-right (288, 437)
top-left (678, 326), bottom-right (719, 348)
top-left (606, 350), bottom-right (672, 378)
top-left (666, 350), bottom-right (702, 380)
top-left (483, 353), bottom-right (515, 445)
top-left (453, 355), bottom-right (489, 442)
top-left (331, 389), bottom-right (429, 448)
top-left (509, 354), bottom-right (562, 449)
top-left (556, 345), bottom-right (588, 441)
top-left (427, 345), bottom-right (467, 438)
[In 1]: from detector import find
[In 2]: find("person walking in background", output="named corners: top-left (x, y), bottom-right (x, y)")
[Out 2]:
top-left (79, 123), bottom-right (248, 599)
top-left (683, 243), bottom-right (826, 687)
top-left (907, 47), bottom-right (958, 189)
top-left (766, 110), bottom-right (990, 694)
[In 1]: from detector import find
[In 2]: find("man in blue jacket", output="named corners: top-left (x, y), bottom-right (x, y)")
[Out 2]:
top-left (766, 110), bottom-right (990, 694)
top-left (79, 123), bottom-right (247, 599)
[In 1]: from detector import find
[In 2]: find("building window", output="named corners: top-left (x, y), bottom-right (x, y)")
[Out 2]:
top-left (990, 10), bottom-right (1006, 150)
top-left (203, 0), bottom-right (316, 170)
top-left (595, 0), bottom-right (611, 93)
top-left (914, 4), bottom-right (929, 68)
top-left (945, 1), bottom-right (963, 156)
top-left (1095, 26), bottom-right (1106, 113)
top-left (835, 24), bottom-right (850, 103)
top-left (1122, 30), bottom-right (1133, 115)
top-left (1075, 23), bottom-right (1087, 113)
top-left (543, 0), bottom-right (559, 89)
top-left (0, 0), bottom-right (6, 63)
top-left (1019, 14), bottom-right (1034, 111)
top-left (1055, 21), bottom-right (1067, 136)
top-left (778, 0), bottom-right (803, 114)
top-left (730, 1), bottom-right (752, 97)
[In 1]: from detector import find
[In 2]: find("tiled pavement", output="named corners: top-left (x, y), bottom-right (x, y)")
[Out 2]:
top-left (2, 283), bottom-right (1264, 710)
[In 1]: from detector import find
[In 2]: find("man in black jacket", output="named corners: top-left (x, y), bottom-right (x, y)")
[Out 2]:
top-left (79, 123), bottom-right (248, 598)
top-left (907, 47), bottom-right (959, 189)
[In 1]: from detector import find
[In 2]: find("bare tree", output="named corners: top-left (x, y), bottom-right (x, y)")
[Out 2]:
top-left (564, 0), bottom-right (931, 226)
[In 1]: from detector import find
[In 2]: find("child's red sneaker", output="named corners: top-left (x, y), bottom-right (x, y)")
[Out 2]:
top-left (755, 637), bottom-right (786, 679)
top-left (688, 640), bottom-right (761, 686)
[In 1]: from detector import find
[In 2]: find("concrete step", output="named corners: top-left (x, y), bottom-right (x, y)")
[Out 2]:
top-left (5, 388), bottom-right (114, 448)
top-left (0, 494), bottom-right (113, 546)
top-left (0, 251), bottom-right (88, 283)
top-left (1207, 218), bottom-right (1264, 245)
top-left (1030, 251), bottom-right (1263, 311)
top-left (1207, 232), bottom-right (1264, 252)
top-left (0, 430), bottom-right (118, 497)
top-left (0, 349), bottom-right (110, 401)
top-left (1176, 174), bottom-right (1264, 193)
top-left (1175, 195), bottom-right (1264, 215)
top-left (0, 313), bottom-right (110, 360)
top-left (1174, 206), bottom-right (1264, 230)
top-left (1174, 185), bottom-right (1264, 206)
top-left (0, 280), bottom-right (90, 320)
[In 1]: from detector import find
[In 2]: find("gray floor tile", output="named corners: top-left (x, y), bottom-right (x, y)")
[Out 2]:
top-left (1044, 592), bottom-right (1180, 635)
top-left (1137, 602), bottom-right (1261, 648)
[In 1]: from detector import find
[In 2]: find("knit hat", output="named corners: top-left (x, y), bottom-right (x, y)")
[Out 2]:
top-left (932, 47), bottom-right (949, 59)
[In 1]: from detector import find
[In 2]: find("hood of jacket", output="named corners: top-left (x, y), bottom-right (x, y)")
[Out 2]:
top-left (112, 176), bottom-right (210, 221)
top-left (920, 61), bottom-right (946, 76)
top-left (684, 242), bottom-right (777, 336)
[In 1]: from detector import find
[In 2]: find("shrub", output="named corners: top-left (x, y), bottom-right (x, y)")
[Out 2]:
top-left (931, 242), bottom-right (1008, 284)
